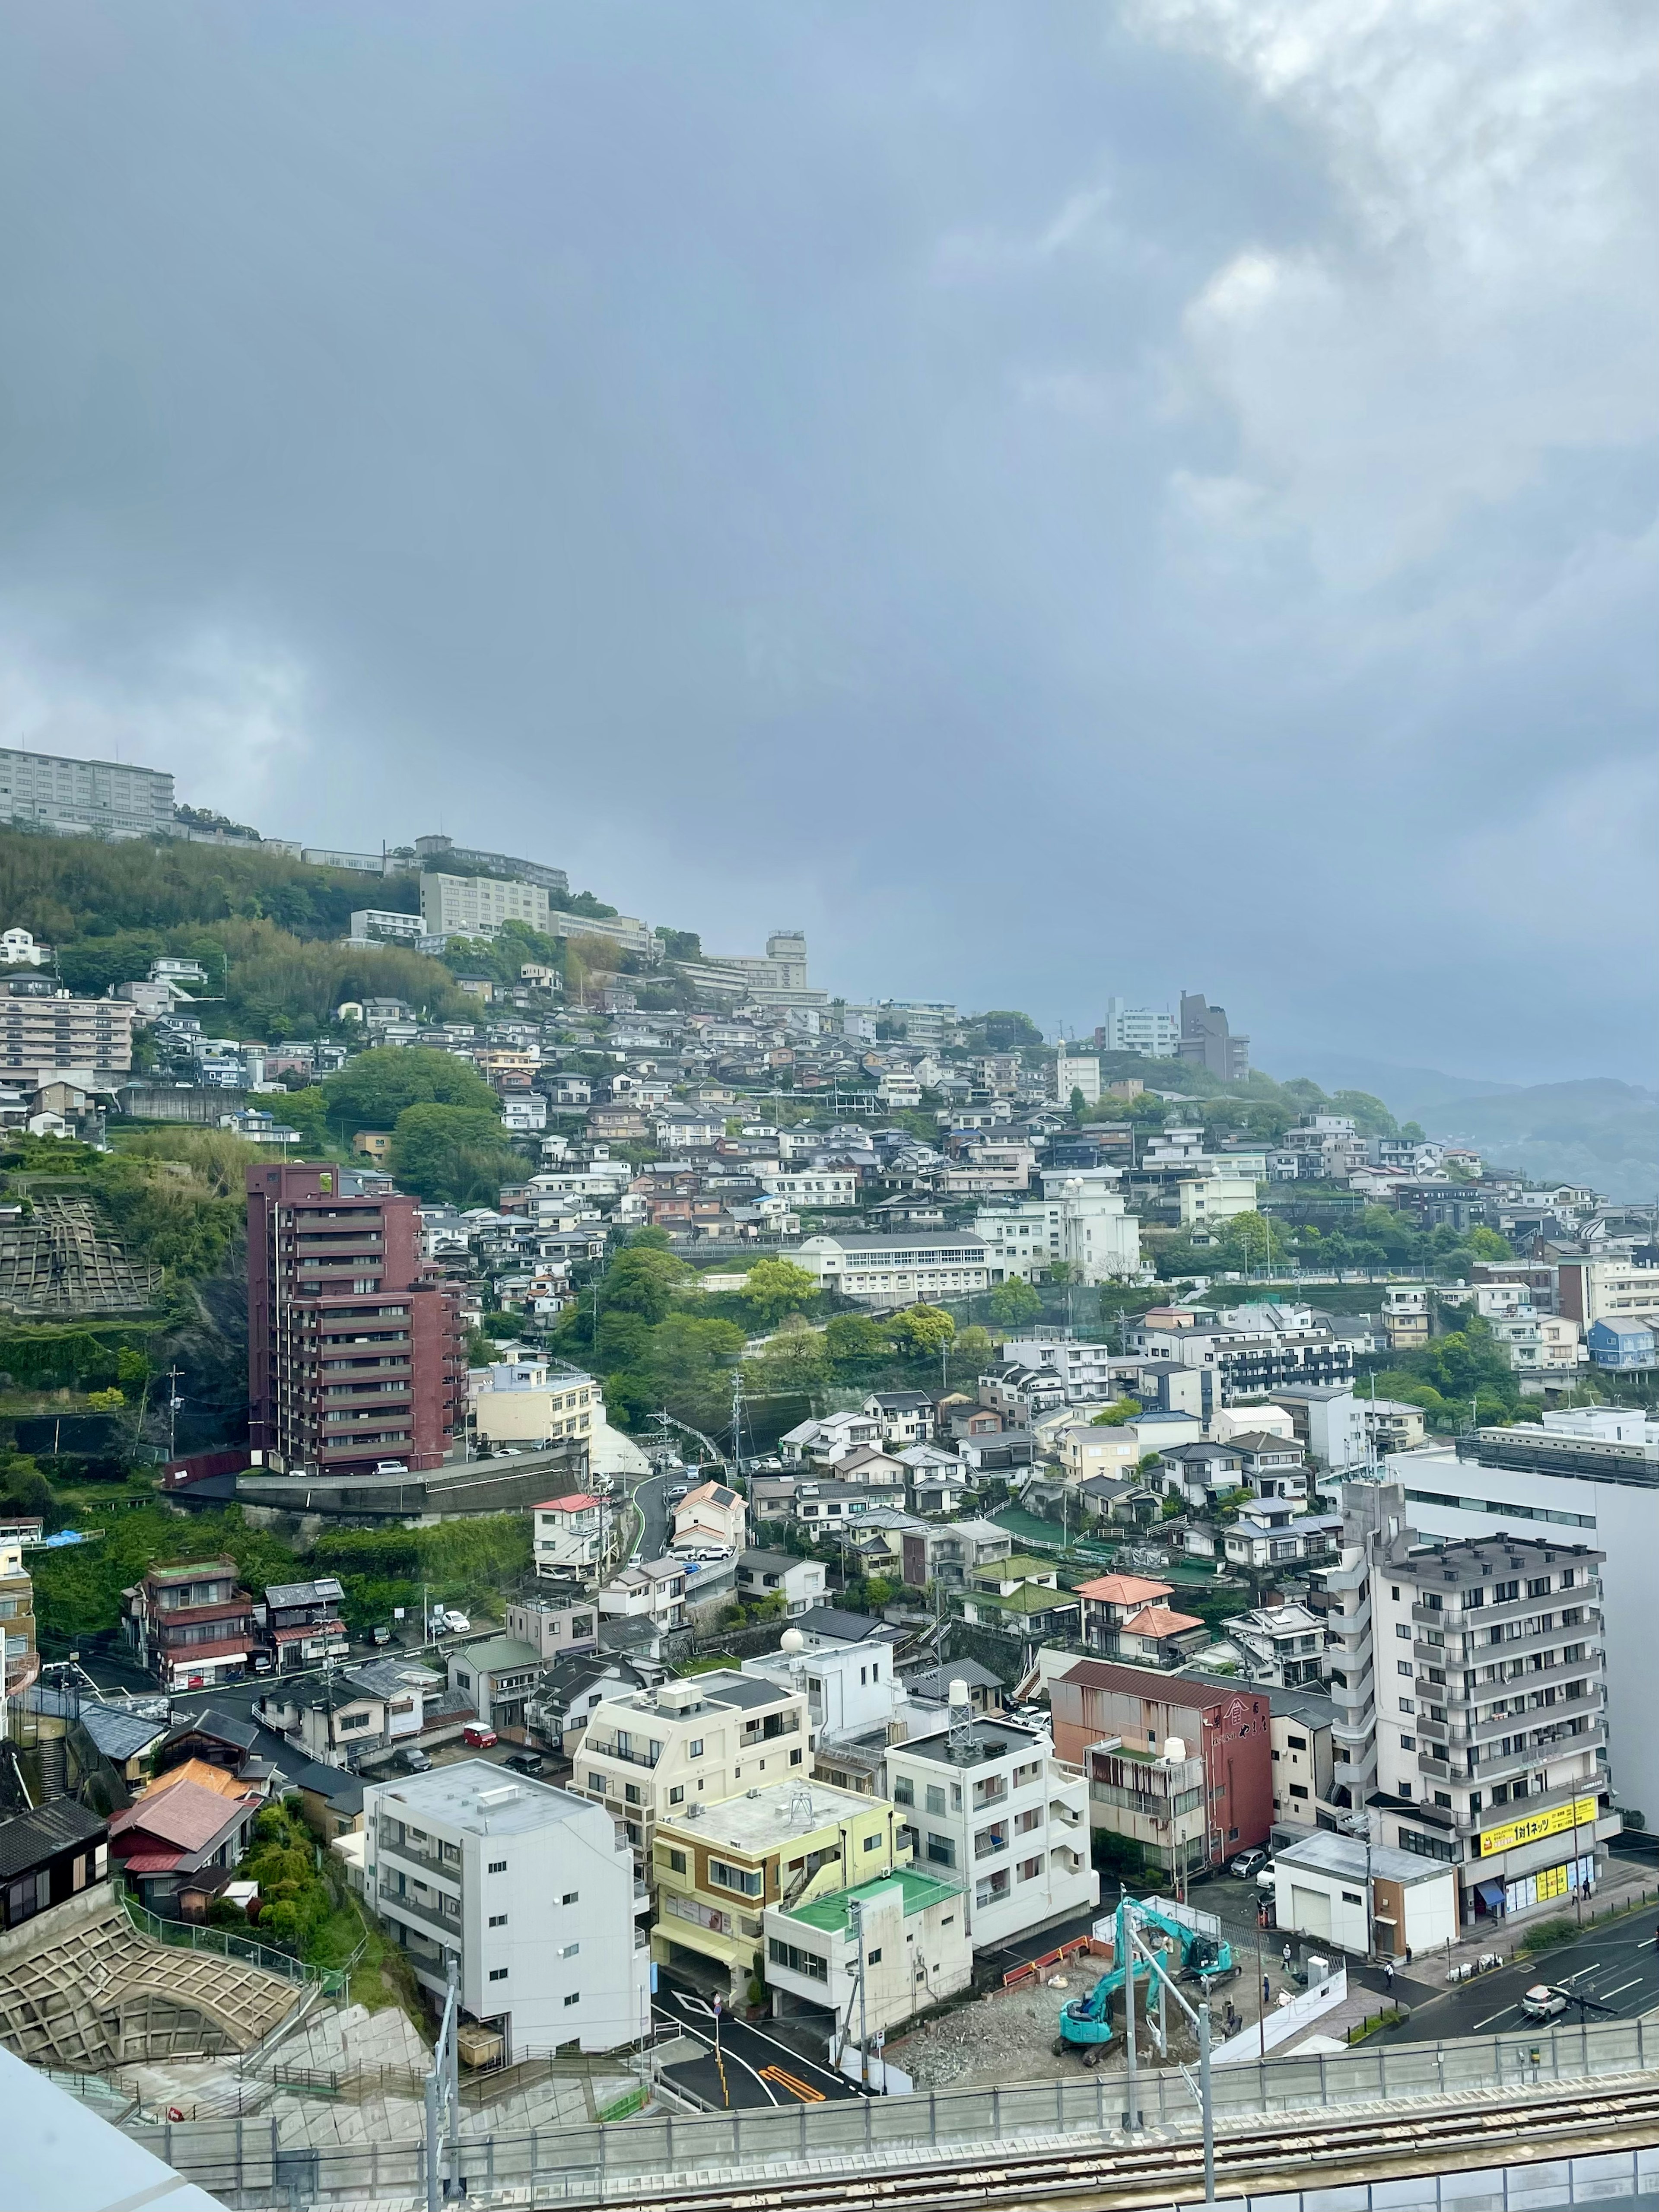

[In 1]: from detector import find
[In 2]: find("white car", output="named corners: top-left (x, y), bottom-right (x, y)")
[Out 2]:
top-left (1521, 1985), bottom-right (1567, 2022)
top-left (441, 1610), bottom-right (471, 1634)
top-left (375, 1459), bottom-right (410, 1476)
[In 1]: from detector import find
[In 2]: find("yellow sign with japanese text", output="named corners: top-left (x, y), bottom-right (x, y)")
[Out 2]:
top-left (1476, 1795), bottom-right (1598, 1859)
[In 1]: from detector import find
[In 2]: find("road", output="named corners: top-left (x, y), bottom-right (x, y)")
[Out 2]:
top-left (631, 1468), bottom-right (671, 1564)
top-left (1375, 1904), bottom-right (1659, 2044)
top-left (652, 1969), bottom-right (861, 2108)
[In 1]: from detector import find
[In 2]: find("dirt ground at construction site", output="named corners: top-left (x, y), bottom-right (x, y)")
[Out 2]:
top-left (887, 1972), bottom-right (1218, 2093)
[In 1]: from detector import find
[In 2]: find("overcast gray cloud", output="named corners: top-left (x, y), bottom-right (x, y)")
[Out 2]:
top-left (0, 1), bottom-right (1653, 1084)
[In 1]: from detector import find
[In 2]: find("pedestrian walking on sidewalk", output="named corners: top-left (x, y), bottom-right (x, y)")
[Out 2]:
top-left (1384, 1961), bottom-right (1395, 1995)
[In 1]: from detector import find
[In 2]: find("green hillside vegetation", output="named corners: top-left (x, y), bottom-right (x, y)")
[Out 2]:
top-left (28, 1498), bottom-right (533, 1652)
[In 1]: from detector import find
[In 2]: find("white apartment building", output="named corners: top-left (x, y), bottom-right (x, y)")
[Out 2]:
top-left (420, 871), bottom-right (553, 939)
top-left (1052, 1052), bottom-right (1101, 1106)
top-left (361, 1762), bottom-right (649, 2055)
top-left (763, 1863), bottom-right (972, 2049)
top-left (0, 930), bottom-right (50, 967)
top-left (348, 909), bottom-right (426, 945)
top-left (999, 1335), bottom-right (1119, 1401)
top-left (796, 1233), bottom-right (989, 1305)
top-left (1317, 1481), bottom-right (1615, 1929)
top-left (575, 1670), bottom-right (810, 1861)
top-left (0, 744), bottom-right (174, 839)
top-left (1100, 998), bottom-right (1178, 1058)
top-left (975, 1169), bottom-right (1141, 1287)
top-left (1373, 1414), bottom-right (1659, 1840)
top-left (758, 1170), bottom-right (858, 1210)
top-left (1557, 1262), bottom-right (1659, 1331)
top-left (1177, 1175), bottom-right (1261, 1228)
top-left (884, 1713), bottom-right (1096, 1950)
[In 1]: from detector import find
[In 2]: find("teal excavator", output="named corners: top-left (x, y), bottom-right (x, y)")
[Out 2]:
top-left (1055, 1896), bottom-right (1239, 2063)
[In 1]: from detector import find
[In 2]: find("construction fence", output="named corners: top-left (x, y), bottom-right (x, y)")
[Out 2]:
top-left (134, 2011), bottom-right (1659, 2208)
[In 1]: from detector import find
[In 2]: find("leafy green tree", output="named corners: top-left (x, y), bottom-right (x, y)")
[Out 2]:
top-left (988, 1278), bottom-right (1042, 1328)
top-left (740, 1258), bottom-right (821, 1329)
top-left (891, 1304), bottom-right (955, 1359)
top-left (824, 1313), bottom-right (891, 1369)
top-left (1463, 1227), bottom-right (1513, 1261)
top-left (955, 1323), bottom-right (994, 1370)
top-left (387, 1104), bottom-right (523, 1206)
top-left (1328, 1090), bottom-right (1398, 1138)
top-left (1090, 1397), bottom-right (1143, 1427)
top-left (1068, 1087), bottom-right (1087, 1125)
top-left (601, 1246), bottom-right (695, 1323)
top-left (276, 1087), bottom-right (331, 1151)
top-left (321, 1047), bottom-right (500, 1135)
top-left (744, 1332), bottom-right (832, 1398)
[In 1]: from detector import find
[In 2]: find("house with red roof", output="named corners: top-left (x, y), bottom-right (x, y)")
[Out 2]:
top-left (108, 1775), bottom-right (261, 1917)
top-left (532, 1492), bottom-right (608, 1578)
top-left (1074, 1572), bottom-right (1176, 1658)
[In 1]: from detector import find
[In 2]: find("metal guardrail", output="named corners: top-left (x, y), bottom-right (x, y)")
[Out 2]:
top-left (133, 2012), bottom-right (1659, 2206)
top-left (119, 1892), bottom-right (360, 1998)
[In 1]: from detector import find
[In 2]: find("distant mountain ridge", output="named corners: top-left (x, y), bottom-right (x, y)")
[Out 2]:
top-left (1286, 1055), bottom-right (1658, 1203)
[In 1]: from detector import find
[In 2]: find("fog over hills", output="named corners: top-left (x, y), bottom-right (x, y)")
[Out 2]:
top-left (1291, 1055), bottom-right (1659, 1203)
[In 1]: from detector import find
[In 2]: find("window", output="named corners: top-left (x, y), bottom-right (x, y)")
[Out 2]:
top-left (689, 1738), bottom-right (703, 1758)
top-left (559, 1942), bottom-right (580, 1958)
top-left (1289, 1784), bottom-right (1308, 1800)
top-left (489, 1860), bottom-right (507, 1875)
top-left (1398, 1781), bottom-right (1413, 1798)
top-left (893, 1777), bottom-right (915, 1807)
top-left (661, 1847), bottom-right (687, 1875)
top-left (1341, 1891), bottom-right (1363, 1906)
top-left (1399, 1698), bottom-right (1414, 1715)
top-left (709, 1859), bottom-right (764, 1897)
top-left (489, 1967), bottom-right (509, 1982)
top-left (562, 1890), bottom-right (578, 1904)
top-left (488, 1913), bottom-right (508, 1928)
top-left (1395, 1624), bottom-right (1411, 1640)
top-left (925, 1785), bottom-right (947, 1815)
top-left (769, 1938), bottom-right (827, 1982)
top-left (925, 1833), bottom-right (956, 1869)
top-left (1400, 1735), bottom-right (1416, 1752)
top-left (790, 1748), bottom-right (803, 1766)
top-left (1018, 1856), bottom-right (1042, 1882)
top-left (867, 1947), bottom-right (883, 1964)
top-left (1398, 1660), bottom-right (1414, 1677)
top-left (564, 1992), bottom-right (581, 2007)
top-left (624, 1784), bottom-right (641, 1806)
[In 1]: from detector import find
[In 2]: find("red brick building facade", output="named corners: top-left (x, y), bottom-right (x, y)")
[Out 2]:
top-left (247, 1163), bottom-right (464, 1476)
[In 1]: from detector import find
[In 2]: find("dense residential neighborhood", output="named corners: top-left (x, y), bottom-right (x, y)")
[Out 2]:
top-left (0, 760), bottom-right (1656, 2160)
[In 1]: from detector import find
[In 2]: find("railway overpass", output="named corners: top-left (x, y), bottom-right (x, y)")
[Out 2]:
top-left (130, 2009), bottom-right (1659, 2209)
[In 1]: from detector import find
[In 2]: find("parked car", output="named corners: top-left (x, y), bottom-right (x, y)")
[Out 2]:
top-left (399, 1748), bottom-right (432, 1774)
top-left (1521, 1985), bottom-right (1567, 2022)
top-left (1230, 1848), bottom-right (1268, 1879)
top-left (504, 1750), bottom-right (544, 1776)
top-left (442, 1610), bottom-right (471, 1634)
top-left (1257, 1861), bottom-right (1278, 1892)
top-left (375, 1459), bottom-right (410, 1476)
top-left (463, 1725), bottom-right (499, 1750)
top-left (370, 1625), bottom-right (392, 1648)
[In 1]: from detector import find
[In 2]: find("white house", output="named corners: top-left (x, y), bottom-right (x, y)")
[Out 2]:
top-left (883, 1711), bottom-right (1096, 1951)
top-left (473, 1359), bottom-right (604, 1449)
top-left (672, 1481), bottom-right (747, 1554)
top-left (532, 1493), bottom-right (609, 1578)
top-left (1271, 1831), bottom-right (1457, 1962)
top-left (974, 1170), bottom-right (1140, 1287)
top-left (734, 1550), bottom-right (826, 1617)
top-left (361, 1761), bottom-right (649, 2053)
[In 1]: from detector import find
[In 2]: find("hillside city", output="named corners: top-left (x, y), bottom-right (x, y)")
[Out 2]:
top-left (2, 744), bottom-right (1658, 2178)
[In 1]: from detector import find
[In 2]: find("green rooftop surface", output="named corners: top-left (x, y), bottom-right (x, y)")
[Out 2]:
top-left (788, 1866), bottom-right (962, 1934)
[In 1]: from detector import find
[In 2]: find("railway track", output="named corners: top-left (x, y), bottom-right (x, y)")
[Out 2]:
top-left (592, 2073), bottom-right (1659, 2212)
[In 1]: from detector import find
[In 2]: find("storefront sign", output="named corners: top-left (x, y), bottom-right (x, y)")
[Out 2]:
top-left (1476, 1795), bottom-right (1598, 1859)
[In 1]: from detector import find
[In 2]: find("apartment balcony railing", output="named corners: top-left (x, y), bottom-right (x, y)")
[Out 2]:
top-left (378, 1824), bottom-right (461, 1880)
top-left (586, 1739), bottom-right (660, 1769)
top-left (378, 1876), bottom-right (461, 1936)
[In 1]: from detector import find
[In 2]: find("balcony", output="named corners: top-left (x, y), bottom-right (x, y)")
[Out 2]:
top-left (378, 1875), bottom-right (461, 1936)
top-left (586, 1739), bottom-right (660, 1769)
top-left (378, 1822), bottom-right (461, 1880)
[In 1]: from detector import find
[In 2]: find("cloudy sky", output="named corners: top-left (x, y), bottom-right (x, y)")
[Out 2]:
top-left (0, 2), bottom-right (1653, 1087)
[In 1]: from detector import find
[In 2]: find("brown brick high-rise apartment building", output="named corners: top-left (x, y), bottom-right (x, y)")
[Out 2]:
top-left (246, 1163), bottom-right (464, 1476)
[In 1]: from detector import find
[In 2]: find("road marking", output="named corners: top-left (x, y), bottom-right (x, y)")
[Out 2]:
top-left (760, 2065), bottom-right (826, 2102)
top-left (1601, 1978), bottom-right (1644, 2002)
top-left (1473, 2005), bottom-right (1518, 2031)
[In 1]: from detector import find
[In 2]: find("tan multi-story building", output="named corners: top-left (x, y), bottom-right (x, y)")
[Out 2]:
top-left (0, 978), bottom-right (134, 1081)
top-left (420, 871), bottom-right (552, 940)
top-left (574, 1670), bottom-right (809, 1861)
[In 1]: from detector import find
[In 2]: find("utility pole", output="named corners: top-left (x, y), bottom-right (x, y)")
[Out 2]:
top-left (850, 1895), bottom-right (870, 2088)
top-left (165, 1367), bottom-right (183, 1462)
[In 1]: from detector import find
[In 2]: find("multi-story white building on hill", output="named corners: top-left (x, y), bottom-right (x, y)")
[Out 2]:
top-left (0, 745), bottom-right (175, 839)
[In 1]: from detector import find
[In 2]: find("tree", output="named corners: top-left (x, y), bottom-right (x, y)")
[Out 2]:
top-left (744, 1332), bottom-right (832, 1398)
top-left (387, 1104), bottom-right (524, 1206)
top-left (954, 1323), bottom-right (994, 1370)
top-left (321, 1046), bottom-right (499, 1135)
top-left (968, 1010), bottom-right (1044, 1054)
top-left (1090, 1397), bottom-right (1143, 1427)
top-left (740, 1258), bottom-right (821, 1330)
top-left (824, 1313), bottom-right (891, 1368)
top-left (891, 1304), bottom-right (955, 1359)
top-left (1463, 1227), bottom-right (1514, 1261)
top-left (277, 1087), bottom-right (331, 1151)
top-left (988, 1277), bottom-right (1041, 1328)
top-left (601, 1246), bottom-right (696, 1323)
